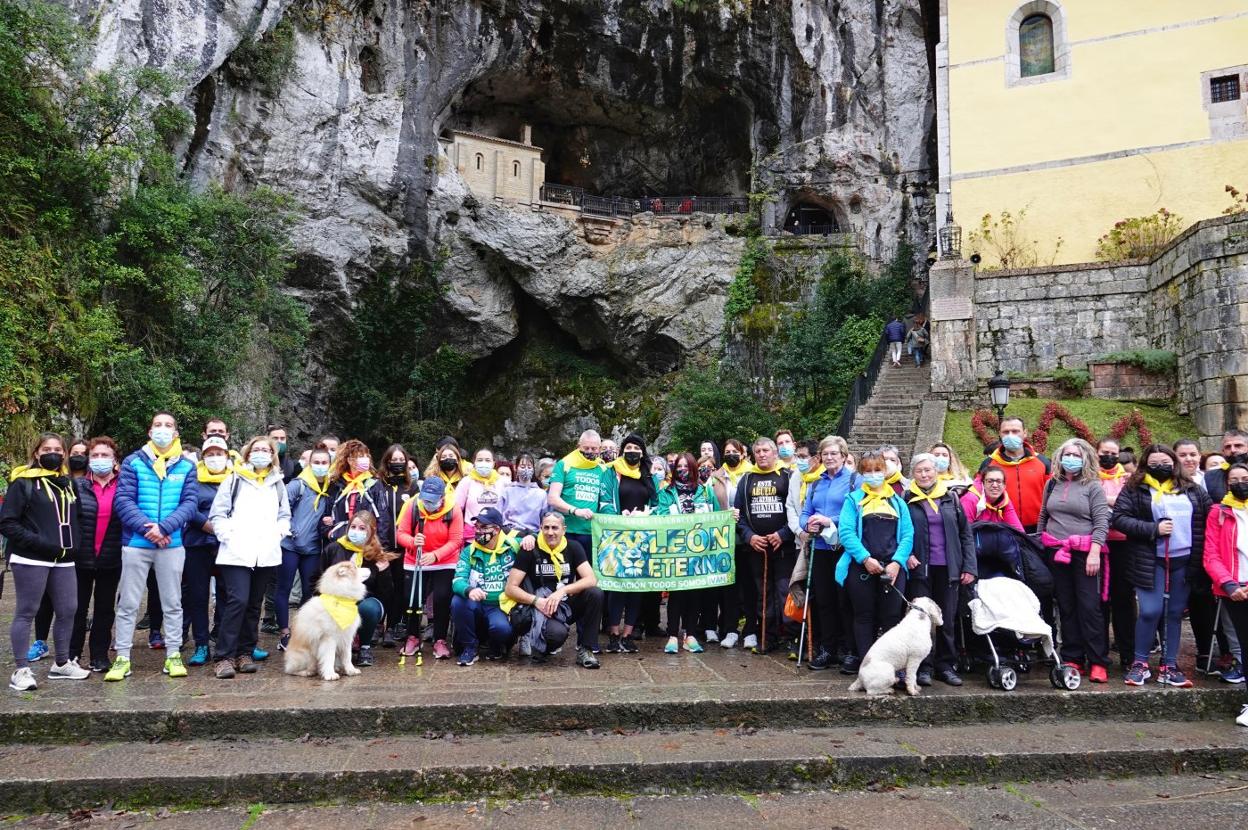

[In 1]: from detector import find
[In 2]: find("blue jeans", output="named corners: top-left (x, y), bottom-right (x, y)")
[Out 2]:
top-left (357, 596), bottom-right (384, 644)
top-left (182, 544), bottom-right (217, 647)
top-left (1134, 558), bottom-right (1189, 667)
top-left (450, 594), bottom-right (512, 656)
top-left (277, 549), bottom-right (319, 630)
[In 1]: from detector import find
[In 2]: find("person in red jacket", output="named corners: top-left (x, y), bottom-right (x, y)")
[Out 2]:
top-left (977, 416), bottom-right (1051, 531)
top-left (395, 477), bottom-right (464, 660)
top-left (1204, 462), bottom-right (1248, 727)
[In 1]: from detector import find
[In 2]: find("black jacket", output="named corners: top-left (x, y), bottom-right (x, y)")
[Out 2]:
top-left (1205, 467), bottom-right (1228, 505)
top-left (906, 490), bottom-right (977, 582)
top-left (319, 540), bottom-right (394, 607)
top-left (73, 477), bottom-right (123, 569)
top-left (325, 477), bottom-right (395, 550)
top-left (1110, 482), bottom-right (1211, 590)
top-left (0, 475), bottom-right (79, 564)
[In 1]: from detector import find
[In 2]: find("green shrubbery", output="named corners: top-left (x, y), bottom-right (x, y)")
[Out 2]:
top-left (1095, 208), bottom-right (1184, 261)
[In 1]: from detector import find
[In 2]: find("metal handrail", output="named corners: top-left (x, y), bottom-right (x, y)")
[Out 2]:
top-left (835, 333), bottom-right (890, 441)
top-left (540, 183), bottom-right (748, 218)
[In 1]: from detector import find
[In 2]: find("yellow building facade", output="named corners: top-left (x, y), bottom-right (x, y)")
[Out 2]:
top-left (936, 1), bottom-right (1248, 265)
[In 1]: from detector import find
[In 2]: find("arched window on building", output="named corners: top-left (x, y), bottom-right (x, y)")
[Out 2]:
top-left (475, 153), bottom-right (484, 171)
top-left (1019, 14), bottom-right (1055, 77)
top-left (512, 160), bottom-right (521, 177)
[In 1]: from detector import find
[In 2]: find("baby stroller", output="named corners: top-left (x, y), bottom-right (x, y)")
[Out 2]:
top-left (960, 522), bottom-right (1081, 692)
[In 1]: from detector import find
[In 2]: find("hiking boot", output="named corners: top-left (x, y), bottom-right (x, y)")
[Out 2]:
top-left (808, 650), bottom-right (834, 671)
top-left (433, 640), bottom-right (451, 660)
top-left (187, 645), bottom-right (211, 667)
top-left (720, 632), bottom-right (739, 649)
top-left (938, 669), bottom-right (964, 687)
top-left (401, 636), bottom-right (419, 657)
top-left (916, 671), bottom-right (932, 687)
top-left (839, 655), bottom-right (860, 675)
top-left (576, 647), bottom-right (601, 669)
top-left (104, 656), bottom-right (132, 682)
top-left (619, 636), bottom-right (639, 654)
top-left (215, 659), bottom-right (236, 679)
top-left (605, 635), bottom-right (622, 653)
top-left (48, 659), bottom-right (90, 681)
top-left (9, 667), bottom-right (37, 691)
top-left (683, 636), bottom-right (703, 653)
top-left (26, 640), bottom-right (48, 662)
top-left (163, 653), bottom-right (187, 678)
top-left (1124, 661), bottom-right (1150, 686)
top-left (1158, 666), bottom-right (1192, 688)
top-left (148, 631), bottom-right (165, 650)
top-left (457, 647), bottom-right (478, 666)
top-left (355, 646), bottom-right (373, 668)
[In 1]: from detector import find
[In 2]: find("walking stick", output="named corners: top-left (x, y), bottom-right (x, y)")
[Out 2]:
top-left (1158, 535), bottom-right (1170, 682)
top-left (399, 518), bottom-right (425, 667)
top-left (759, 542), bottom-right (769, 654)
top-left (796, 537), bottom-right (813, 667)
top-left (1206, 597), bottom-right (1223, 676)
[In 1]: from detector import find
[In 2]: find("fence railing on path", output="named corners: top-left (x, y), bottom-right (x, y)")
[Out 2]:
top-left (539, 184), bottom-right (749, 219)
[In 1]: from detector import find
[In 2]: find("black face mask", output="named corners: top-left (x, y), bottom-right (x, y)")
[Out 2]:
top-left (1097, 453), bottom-right (1119, 470)
top-left (622, 451), bottom-right (642, 466)
top-left (600, 450), bottom-right (616, 462)
top-left (1230, 482), bottom-right (1248, 501)
top-left (38, 452), bottom-right (63, 471)
top-left (698, 468), bottom-right (712, 483)
top-left (439, 458), bottom-right (458, 473)
top-left (68, 454), bottom-right (88, 472)
top-left (1229, 452), bottom-right (1248, 466)
top-left (387, 462), bottom-right (407, 476)
top-left (674, 468), bottom-right (691, 483)
top-left (581, 450), bottom-right (598, 461)
top-left (474, 529), bottom-right (497, 547)
top-left (1146, 464), bottom-right (1173, 482)
top-left (724, 454), bottom-right (741, 466)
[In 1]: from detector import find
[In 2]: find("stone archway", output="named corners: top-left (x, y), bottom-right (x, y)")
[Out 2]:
top-left (783, 197), bottom-right (840, 235)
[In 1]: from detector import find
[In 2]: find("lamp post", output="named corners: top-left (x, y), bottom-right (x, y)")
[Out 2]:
top-left (988, 370), bottom-right (1011, 423)
top-left (939, 209), bottom-right (961, 260)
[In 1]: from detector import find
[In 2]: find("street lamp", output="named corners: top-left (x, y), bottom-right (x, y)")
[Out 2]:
top-left (988, 370), bottom-right (1011, 422)
top-left (939, 209), bottom-right (961, 259)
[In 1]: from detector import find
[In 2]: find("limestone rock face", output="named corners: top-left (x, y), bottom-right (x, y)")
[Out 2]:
top-left (74, 0), bottom-right (936, 447)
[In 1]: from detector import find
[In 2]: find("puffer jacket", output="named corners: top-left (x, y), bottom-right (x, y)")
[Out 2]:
top-left (325, 473), bottom-right (394, 550)
top-left (73, 476), bottom-right (123, 569)
top-left (209, 468), bottom-right (291, 569)
top-left (1111, 481), bottom-right (1211, 590)
top-left (114, 446), bottom-right (198, 549)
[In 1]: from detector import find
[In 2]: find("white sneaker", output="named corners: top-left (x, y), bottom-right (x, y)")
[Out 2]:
top-left (720, 632), bottom-right (739, 649)
top-left (48, 659), bottom-right (90, 680)
top-left (9, 667), bottom-right (36, 691)
top-left (1237, 705), bottom-right (1248, 727)
top-left (742, 634), bottom-right (758, 650)
top-left (519, 639), bottom-right (531, 657)
top-left (704, 629), bottom-right (720, 644)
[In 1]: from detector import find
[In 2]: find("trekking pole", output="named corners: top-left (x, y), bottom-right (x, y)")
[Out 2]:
top-left (796, 537), bottom-right (813, 667)
top-left (1159, 535), bottom-right (1170, 682)
top-left (399, 518), bottom-right (425, 667)
top-left (1206, 597), bottom-right (1223, 676)
top-left (759, 543), bottom-right (769, 654)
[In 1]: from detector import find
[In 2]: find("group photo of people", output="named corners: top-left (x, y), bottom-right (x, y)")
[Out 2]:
top-left (3, 410), bottom-right (1248, 728)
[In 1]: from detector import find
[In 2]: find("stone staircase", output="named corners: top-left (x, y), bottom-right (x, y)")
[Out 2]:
top-left (846, 359), bottom-right (930, 463)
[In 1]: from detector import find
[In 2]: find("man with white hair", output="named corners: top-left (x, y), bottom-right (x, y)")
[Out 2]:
top-left (547, 430), bottom-right (605, 556)
top-left (599, 438), bottom-right (618, 464)
top-left (734, 436), bottom-right (795, 653)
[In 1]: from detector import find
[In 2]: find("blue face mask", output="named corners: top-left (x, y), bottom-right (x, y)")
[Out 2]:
top-left (311, 463), bottom-right (330, 478)
top-left (89, 458), bottom-right (113, 475)
top-left (778, 445), bottom-right (794, 460)
top-left (795, 457), bottom-right (811, 473)
top-left (1060, 456), bottom-right (1084, 473)
top-left (933, 457), bottom-right (950, 473)
top-left (1001, 435), bottom-right (1024, 452)
top-left (347, 529), bottom-right (368, 546)
top-left (863, 472), bottom-right (886, 488)
top-left (150, 427), bottom-right (175, 448)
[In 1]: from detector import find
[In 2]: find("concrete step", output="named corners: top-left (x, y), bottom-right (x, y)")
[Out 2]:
top-left (3, 720), bottom-right (1243, 812)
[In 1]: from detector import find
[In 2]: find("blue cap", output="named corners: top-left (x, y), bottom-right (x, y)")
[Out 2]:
top-left (418, 476), bottom-right (445, 509)
top-left (472, 507), bottom-right (505, 528)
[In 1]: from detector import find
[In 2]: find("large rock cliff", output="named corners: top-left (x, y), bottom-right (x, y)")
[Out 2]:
top-left (78, 0), bottom-right (935, 449)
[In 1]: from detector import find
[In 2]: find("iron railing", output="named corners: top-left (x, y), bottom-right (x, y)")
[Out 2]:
top-left (539, 184), bottom-right (749, 218)
top-left (539, 183), bottom-right (584, 207)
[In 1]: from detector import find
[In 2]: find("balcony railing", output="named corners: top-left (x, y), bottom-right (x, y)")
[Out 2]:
top-left (539, 184), bottom-right (749, 219)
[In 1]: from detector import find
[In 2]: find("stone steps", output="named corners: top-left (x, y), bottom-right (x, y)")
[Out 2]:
top-left (2, 719), bottom-right (1244, 812)
top-left (847, 359), bottom-right (931, 460)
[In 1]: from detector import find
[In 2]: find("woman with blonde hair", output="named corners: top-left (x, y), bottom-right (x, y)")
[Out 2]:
top-left (319, 511), bottom-right (397, 668)
top-left (929, 442), bottom-right (971, 489)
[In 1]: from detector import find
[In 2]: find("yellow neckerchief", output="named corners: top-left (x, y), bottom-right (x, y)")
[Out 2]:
top-left (720, 458), bottom-right (752, 479)
top-left (968, 483), bottom-right (1011, 520)
top-left (8, 464), bottom-right (30, 481)
top-left (146, 439), bottom-right (183, 480)
top-left (231, 461), bottom-right (271, 484)
top-left (418, 496), bottom-right (453, 522)
top-left (859, 483), bottom-right (898, 518)
top-left (472, 533), bottom-right (507, 565)
top-left (435, 465), bottom-right (463, 487)
top-left (907, 478), bottom-right (949, 513)
top-left (798, 463), bottom-right (824, 506)
top-left (1143, 473), bottom-right (1177, 503)
top-left (340, 536), bottom-right (366, 568)
top-left (989, 446), bottom-right (1029, 467)
top-left (1098, 464), bottom-right (1127, 481)
top-left (560, 449), bottom-right (600, 470)
top-left (613, 457), bottom-right (641, 479)
top-left (12, 466), bottom-right (57, 480)
top-left (321, 594), bottom-right (360, 630)
top-left (467, 466), bottom-right (500, 486)
top-left (297, 466), bottom-right (330, 510)
top-left (197, 461), bottom-right (230, 485)
top-left (537, 533), bottom-right (568, 582)
top-left (1222, 492), bottom-right (1248, 510)
top-left (340, 470), bottom-right (374, 497)
top-left (885, 469), bottom-right (903, 488)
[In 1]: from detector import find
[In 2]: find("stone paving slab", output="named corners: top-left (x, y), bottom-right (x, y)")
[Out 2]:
top-left (7, 773), bottom-right (1248, 829)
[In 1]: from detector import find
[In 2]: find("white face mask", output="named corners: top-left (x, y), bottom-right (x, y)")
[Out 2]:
top-left (249, 452), bottom-right (272, 469)
top-left (204, 456), bottom-right (228, 473)
top-left (885, 460), bottom-right (900, 477)
top-left (150, 427), bottom-right (175, 448)
top-left (474, 461), bottom-right (494, 478)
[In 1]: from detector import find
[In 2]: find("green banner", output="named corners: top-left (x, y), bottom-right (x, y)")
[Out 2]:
top-left (591, 510), bottom-right (737, 592)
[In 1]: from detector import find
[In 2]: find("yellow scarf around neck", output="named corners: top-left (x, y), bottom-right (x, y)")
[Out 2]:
top-left (147, 438), bottom-right (183, 480)
top-left (1222, 492), bottom-right (1248, 511)
top-left (468, 466), bottom-right (500, 486)
top-left (561, 449), bottom-right (601, 470)
top-left (537, 534), bottom-right (568, 582)
top-left (1098, 464), bottom-right (1126, 481)
top-left (297, 466), bottom-right (330, 510)
top-left (418, 497), bottom-right (453, 522)
top-left (613, 457), bottom-right (641, 479)
top-left (798, 463), bottom-right (824, 506)
top-left (884, 470), bottom-right (903, 488)
top-left (907, 478), bottom-right (948, 513)
top-left (232, 461), bottom-right (270, 484)
top-left (473, 534), bottom-right (507, 565)
top-left (340, 537), bottom-right (366, 568)
top-left (340, 470), bottom-right (374, 498)
top-left (197, 461), bottom-right (230, 485)
top-left (860, 483), bottom-right (898, 517)
top-left (12, 466), bottom-right (57, 480)
top-left (321, 594), bottom-right (360, 630)
top-left (1143, 473), bottom-right (1177, 503)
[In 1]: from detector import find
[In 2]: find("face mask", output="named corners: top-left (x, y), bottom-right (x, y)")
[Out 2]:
top-left (885, 460), bottom-right (900, 477)
top-left (623, 451), bottom-right (642, 466)
top-left (1000, 435), bottom-right (1023, 452)
top-left (600, 449), bottom-right (617, 462)
top-left (652, 473), bottom-right (664, 488)
top-left (1146, 464), bottom-right (1173, 482)
top-left (517, 468), bottom-right (533, 484)
top-left (249, 451), bottom-right (272, 469)
top-left (795, 457), bottom-right (811, 473)
top-left (150, 427), bottom-right (175, 448)
top-left (89, 458), bottom-right (114, 476)
top-left (674, 468), bottom-right (691, 483)
top-left (1229, 452), bottom-right (1248, 466)
top-left (474, 461), bottom-right (494, 478)
top-left (353, 457), bottom-right (371, 473)
top-left (1230, 482), bottom-right (1248, 501)
top-left (347, 529), bottom-right (368, 546)
top-left (311, 463), bottom-right (329, 478)
top-left (328, 450), bottom-right (337, 463)
top-left (275, 442), bottom-right (287, 456)
top-left (698, 467), bottom-right (712, 483)
top-left (1060, 456), bottom-right (1084, 473)
top-left (68, 455), bottom-right (88, 472)
top-left (863, 472), bottom-right (886, 488)
top-left (439, 458), bottom-right (458, 473)
top-left (387, 462), bottom-right (407, 476)
top-left (204, 456), bottom-right (229, 473)
top-left (475, 529), bottom-right (497, 546)
top-left (37, 452), bottom-right (63, 471)
top-left (581, 450), bottom-right (598, 461)
top-left (933, 457), bottom-right (950, 473)
top-left (777, 445), bottom-right (794, 460)
top-left (724, 453), bottom-right (741, 467)
top-left (1098, 453), bottom-right (1119, 470)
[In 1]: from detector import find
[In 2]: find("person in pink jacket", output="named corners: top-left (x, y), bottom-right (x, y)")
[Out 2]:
top-left (454, 448), bottom-right (504, 544)
top-left (961, 466), bottom-right (1025, 532)
top-left (1204, 462), bottom-right (1248, 727)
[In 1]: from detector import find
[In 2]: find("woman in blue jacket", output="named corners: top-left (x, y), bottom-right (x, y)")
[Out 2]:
top-left (835, 451), bottom-right (914, 666)
top-left (799, 435), bottom-right (859, 672)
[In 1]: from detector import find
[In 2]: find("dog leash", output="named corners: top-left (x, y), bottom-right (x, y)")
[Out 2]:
top-left (882, 578), bottom-right (928, 619)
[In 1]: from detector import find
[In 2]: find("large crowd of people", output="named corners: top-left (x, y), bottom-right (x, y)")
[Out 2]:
top-left (3, 412), bottom-right (1248, 727)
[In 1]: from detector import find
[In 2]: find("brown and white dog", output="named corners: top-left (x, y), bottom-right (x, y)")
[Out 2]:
top-left (283, 560), bottom-right (368, 681)
top-left (848, 596), bottom-right (943, 696)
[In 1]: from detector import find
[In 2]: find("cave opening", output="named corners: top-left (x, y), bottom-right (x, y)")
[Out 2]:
top-left (445, 69), bottom-right (753, 198)
top-left (784, 200), bottom-right (841, 235)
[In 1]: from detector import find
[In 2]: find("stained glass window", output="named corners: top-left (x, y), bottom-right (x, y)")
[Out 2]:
top-left (1019, 14), bottom-right (1055, 78)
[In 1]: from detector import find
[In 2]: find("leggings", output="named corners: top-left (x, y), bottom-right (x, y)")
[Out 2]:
top-left (70, 567), bottom-right (121, 664)
top-left (666, 590), bottom-right (698, 638)
top-left (403, 569), bottom-right (452, 641)
top-left (605, 591), bottom-right (641, 631)
top-left (358, 596), bottom-right (384, 644)
top-left (844, 560), bottom-right (907, 659)
top-left (1133, 559), bottom-right (1189, 667)
top-left (1223, 601), bottom-right (1248, 705)
top-left (276, 550), bottom-right (319, 630)
top-left (34, 593), bottom-right (53, 642)
top-left (11, 564), bottom-right (77, 668)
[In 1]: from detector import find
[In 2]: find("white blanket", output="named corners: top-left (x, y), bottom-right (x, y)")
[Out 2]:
top-left (968, 577), bottom-right (1056, 660)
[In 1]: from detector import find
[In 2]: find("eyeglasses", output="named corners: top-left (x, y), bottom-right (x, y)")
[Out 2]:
top-left (984, 479), bottom-right (1005, 486)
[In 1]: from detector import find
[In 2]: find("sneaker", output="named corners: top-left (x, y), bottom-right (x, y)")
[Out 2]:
top-left (26, 640), bottom-right (48, 662)
top-left (1124, 661), bottom-right (1150, 686)
top-left (381, 629), bottom-right (396, 649)
top-left (519, 638), bottom-right (532, 657)
top-left (104, 656), bottom-right (132, 682)
top-left (684, 636), bottom-right (704, 653)
top-left (916, 671), bottom-right (932, 687)
top-left (576, 647), bottom-right (601, 669)
top-left (187, 645), bottom-right (210, 666)
top-left (720, 632), bottom-right (739, 649)
top-left (1237, 704), bottom-right (1248, 727)
top-left (433, 640), bottom-right (452, 660)
top-left (277, 634), bottom-right (291, 653)
top-left (704, 629), bottom-right (720, 644)
top-left (401, 636), bottom-right (419, 657)
top-left (260, 620), bottom-right (281, 635)
top-left (88, 658), bottom-right (109, 673)
top-left (1158, 666), bottom-right (1192, 688)
top-left (808, 650), bottom-right (834, 671)
top-left (136, 614), bottom-right (150, 631)
top-left (251, 647), bottom-right (269, 662)
top-left (664, 637), bottom-right (679, 654)
top-left (148, 631), bottom-right (165, 650)
top-left (605, 635), bottom-right (622, 653)
top-left (215, 659), bottom-right (236, 679)
top-left (840, 655), bottom-right (860, 675)
top-left (163, 653), bottom-right (187, 678)
top-left (457, 647), bottom-right (478, 666)
top-left (619, 636), bottom-right (639, 653)
top-left (355, 646), bottom-right (374, 668)
top-left (742, 634), bottom-right (758, 651)
top-left (1089, 664), bottom-right (1108, 684)
top-left (1222, 664), bottom-right (1245, 684)
top-left (1216, 653), bottom-right (1236, 675)
top-left (48, 659), bottom-right (90, 680)
top-left (9, 667), bottom-right (37, 691)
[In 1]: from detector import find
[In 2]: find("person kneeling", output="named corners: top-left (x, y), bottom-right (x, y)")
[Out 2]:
top-left (505, 511), bottom-right (603, 668)
top-left (450, 508), bottom-right (518, 666)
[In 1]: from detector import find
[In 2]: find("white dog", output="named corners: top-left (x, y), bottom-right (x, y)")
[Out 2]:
top-left (848, 596), bottom-right (944, 696)
top-left (284, 560), bottom-right (368, 681)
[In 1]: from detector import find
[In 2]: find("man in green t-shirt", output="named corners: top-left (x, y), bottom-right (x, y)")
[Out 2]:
top-left (547, 429), bottom-right (605, 552)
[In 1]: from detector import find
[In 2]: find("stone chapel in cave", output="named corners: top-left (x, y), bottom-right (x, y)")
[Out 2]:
top-left (441, 125), bottom-right (546, 206)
